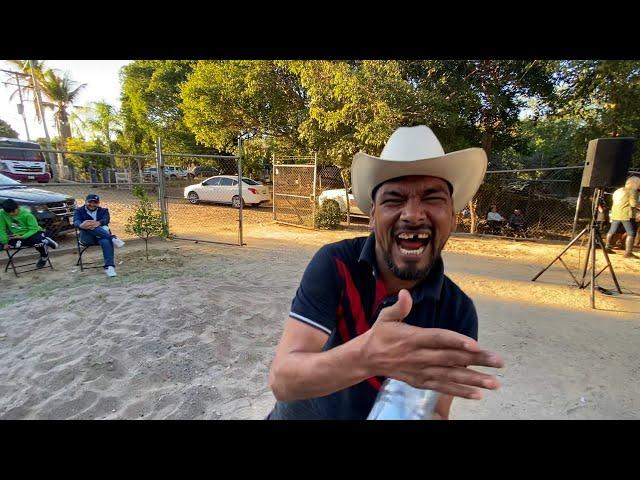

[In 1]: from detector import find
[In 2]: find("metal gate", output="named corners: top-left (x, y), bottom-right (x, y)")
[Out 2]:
top-left (272, 155), bottom-right (317, 229)
top-left (156, 139), bottom-right (244, 246)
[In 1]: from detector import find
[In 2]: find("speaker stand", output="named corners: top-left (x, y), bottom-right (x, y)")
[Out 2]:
top-left (531, 188), bottom-right (622, 309)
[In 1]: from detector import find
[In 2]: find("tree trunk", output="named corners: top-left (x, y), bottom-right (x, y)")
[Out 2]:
top-left (469, 199), bottom-right (478, 234)
top-left (145, 236), bottom-right (149, 260)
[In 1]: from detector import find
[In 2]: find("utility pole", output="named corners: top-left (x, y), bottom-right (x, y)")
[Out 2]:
top-left (13, 73), bottom-right (30, 141)
top-left (29, 60), bottom-right (58, 181)
top-left (0, 69), bottom-right (31, 140)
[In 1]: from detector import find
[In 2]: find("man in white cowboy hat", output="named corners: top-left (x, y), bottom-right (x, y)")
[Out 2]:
top-left (267, 125), bottom-right (504, 420)
top-left (605, 176), bottom-right (640, 258)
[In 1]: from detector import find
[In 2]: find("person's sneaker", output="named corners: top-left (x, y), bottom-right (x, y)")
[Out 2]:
top-left (44, 236), bottom-right (58, 249)
top-left (112, 237), bottom-right (125, 248)
top-left (105, 266), bottom-right (117, 277)
top-left (36, 256), bottom-right (48, 269)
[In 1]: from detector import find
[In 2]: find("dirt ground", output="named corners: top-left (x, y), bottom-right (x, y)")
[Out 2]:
top-left (1, 206), bottom-right (639, 419)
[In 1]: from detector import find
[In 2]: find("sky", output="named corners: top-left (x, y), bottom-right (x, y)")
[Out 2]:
top-left (0, 60), bottom-right (131, 141)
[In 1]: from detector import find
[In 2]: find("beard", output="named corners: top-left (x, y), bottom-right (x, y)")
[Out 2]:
top-left (382, 244), bottom-right (440, 281)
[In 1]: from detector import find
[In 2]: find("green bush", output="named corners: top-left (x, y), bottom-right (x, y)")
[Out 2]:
top-left (315, 199), bottom-right (342, 229)
top-left (125, 186), bottom-right (167, 259)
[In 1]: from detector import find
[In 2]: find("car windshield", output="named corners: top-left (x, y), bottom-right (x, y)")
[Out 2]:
top-left (0, 173), bottom-right (25, 188)
top-left (242, 178), bottom-right (261, 185)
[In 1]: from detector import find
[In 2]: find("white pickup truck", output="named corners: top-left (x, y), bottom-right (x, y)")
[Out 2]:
top-left (317, 187), bottom-right (367, 216)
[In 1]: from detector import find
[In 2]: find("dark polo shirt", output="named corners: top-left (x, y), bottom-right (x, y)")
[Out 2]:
top-left (267, 233), bottom-right (478, 420)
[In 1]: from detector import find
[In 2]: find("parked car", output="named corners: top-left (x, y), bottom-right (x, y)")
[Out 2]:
top-left (0, 137), bottom-right (51, 183)
top-left (144, 165), bottom-right (192, 179)
top-left (0, 173), bottom-right (75, 237)
top-left (318, 187), bottom-right (366, 216)
top-left (191, 165), bottom-right (221, 178)
top-left (184, 175), bottom-right (270, 208)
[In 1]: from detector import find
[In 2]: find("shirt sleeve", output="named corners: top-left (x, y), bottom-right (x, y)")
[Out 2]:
top-left (73, 208), bottom-right (83, 228)
top-left (0, 216), bottom-right (8, 245)
top-left (289, 245), bottom-right (340, 335)
top-left (100, 208), bottom-right (110, 226)
top-left (23, 210), bottom-right (41, 239)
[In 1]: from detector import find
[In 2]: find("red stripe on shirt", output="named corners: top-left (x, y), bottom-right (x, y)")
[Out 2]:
top-left (335, 257), bottom-right (382, 391)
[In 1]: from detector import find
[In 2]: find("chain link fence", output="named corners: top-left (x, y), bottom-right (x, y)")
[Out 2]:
top-left (160, 150), bottom-right (247, 245)
top-left (273, 161), bottom-right (603, 240)
top-left (272, 156), bottom-right (317, 229)
top-left (1, 149), bottom-right (159, 255)
top-left (456, 166), bottom-right (585, 240)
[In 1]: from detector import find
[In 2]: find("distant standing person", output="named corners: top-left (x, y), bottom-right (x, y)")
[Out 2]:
top-left (0, 199), bottom-right (58, 268)
top-left (605, 176), bottom-right (640, 258)
top-left (73, 194), bottom-right (125, 277)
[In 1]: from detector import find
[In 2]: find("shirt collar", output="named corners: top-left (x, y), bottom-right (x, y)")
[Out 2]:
top-left (358, 232), bottom-right (445, 302)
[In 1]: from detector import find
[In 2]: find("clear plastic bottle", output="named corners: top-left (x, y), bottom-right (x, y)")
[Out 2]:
top-left (367, 379), bottom-right (440, 420)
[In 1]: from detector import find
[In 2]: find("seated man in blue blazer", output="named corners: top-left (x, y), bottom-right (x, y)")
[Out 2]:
top-left (73, 193), bottom-right (125, 277)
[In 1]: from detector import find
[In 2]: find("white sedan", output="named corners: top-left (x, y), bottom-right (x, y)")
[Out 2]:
top-left (317, 187), bottom-right (367, 216)
top-left (184, 175), bottom-right (270, 208)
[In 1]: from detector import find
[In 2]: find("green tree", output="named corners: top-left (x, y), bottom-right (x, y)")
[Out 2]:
top-left (75, 101), bottom-right (123, 167)
top-left (125, 186), bottom-right (166, 260)
top-left (120, 60), bottom-right (211, 156)
top-left (549, 60), bottom-right (640, 167)
top-left (65, 137), bottom-right (111, 174)
top-left (0, 118), bottom-right (18, 138)
top-left (180, 60), bottom-right (309, 157)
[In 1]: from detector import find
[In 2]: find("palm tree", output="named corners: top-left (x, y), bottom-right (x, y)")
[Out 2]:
top-left (37, 69), bottom-right (86, 149)
top-left (75, 101), bottom-right (122, 168)
top-left (5, 60), bottom-right (50, 124)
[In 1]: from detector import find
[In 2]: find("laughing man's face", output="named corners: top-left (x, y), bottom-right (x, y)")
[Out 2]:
top-left (370, 175), bottom-right (455, 281)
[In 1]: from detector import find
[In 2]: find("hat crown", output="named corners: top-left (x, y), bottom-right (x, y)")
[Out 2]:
top-left (380, 125), bottom-right (445, 161)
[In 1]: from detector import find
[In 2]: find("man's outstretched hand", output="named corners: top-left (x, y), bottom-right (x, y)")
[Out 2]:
top-left (362, 289), bottom-right (504, 400)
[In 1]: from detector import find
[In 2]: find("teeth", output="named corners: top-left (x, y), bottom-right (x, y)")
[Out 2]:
top-left (399, 246), bottom-right (425, 255)
top-left (397, 232), bottom-right (430, 239)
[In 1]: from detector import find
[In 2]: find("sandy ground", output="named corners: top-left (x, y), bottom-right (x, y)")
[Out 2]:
top-left (1, 224), bottom-right (639, 420)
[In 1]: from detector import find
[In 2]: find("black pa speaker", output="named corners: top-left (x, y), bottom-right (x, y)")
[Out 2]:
top-left (581, 137), bottom-right (635, 188)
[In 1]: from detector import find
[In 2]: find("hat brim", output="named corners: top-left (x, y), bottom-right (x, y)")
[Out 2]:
top-left (351, 148), bottom-right (487, 215)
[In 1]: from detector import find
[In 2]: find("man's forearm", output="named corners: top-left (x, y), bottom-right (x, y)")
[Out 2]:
top-left (270, 333), bottom-right (374, 401)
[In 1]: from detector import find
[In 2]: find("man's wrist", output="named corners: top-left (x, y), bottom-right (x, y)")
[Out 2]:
top-left (351, 330), bottom-right (376, 379)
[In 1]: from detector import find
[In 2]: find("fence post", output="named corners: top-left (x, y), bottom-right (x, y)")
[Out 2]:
top-left (237, 136), bottom-right (244, 246)
top-left (272, 154), bottom-right (276, 221)
top-left (341, 168), bottom-right (351, 227)
top-left (312, 152), bottom-right (318, 229)
top-left (156, 137), bottom-right (169, 236)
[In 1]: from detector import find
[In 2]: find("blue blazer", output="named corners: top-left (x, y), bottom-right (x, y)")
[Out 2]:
top-left (73, 205), bottom-right (111, 229)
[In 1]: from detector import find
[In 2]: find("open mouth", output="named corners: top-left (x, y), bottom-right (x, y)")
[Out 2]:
top-left (395, 231), bottom-right (431, 256)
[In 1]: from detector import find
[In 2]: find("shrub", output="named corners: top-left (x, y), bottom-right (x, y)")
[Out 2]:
top-left (125, 186), bottom-right (167, 260)
top-left (315, 199), bottom-right (342, 229)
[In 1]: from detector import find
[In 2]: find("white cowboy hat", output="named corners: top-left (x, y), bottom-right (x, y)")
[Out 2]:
top-left (351, 125), bottom-right (488, 215)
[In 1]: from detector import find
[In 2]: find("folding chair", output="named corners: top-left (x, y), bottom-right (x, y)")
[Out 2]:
top-left (75, 228), bottom-right (104, 272)
top-left (4, 244), bottom-right (54, 277)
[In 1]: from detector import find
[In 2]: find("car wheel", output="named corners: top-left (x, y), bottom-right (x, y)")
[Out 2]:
top-left (232, 195), bottom-right (244, 209)
top-left (187, 192), bottom-right (200, 204)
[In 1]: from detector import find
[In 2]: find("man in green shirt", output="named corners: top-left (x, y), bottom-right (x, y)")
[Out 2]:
top-left (0, 199), bottom-right (59, 268)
